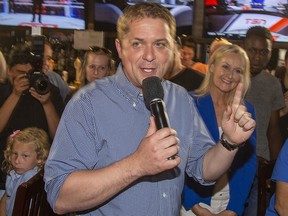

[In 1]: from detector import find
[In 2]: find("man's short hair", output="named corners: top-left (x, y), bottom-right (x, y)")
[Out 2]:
top-left (7, 44), bottom-right (32, 68)
top-left (117, 2), bottom-right (176, 41)
top-left (246, 26), bottom-right (272, 41)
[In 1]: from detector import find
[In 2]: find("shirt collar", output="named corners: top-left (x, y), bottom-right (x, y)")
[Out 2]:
top-left (114, 63), bottom-right (143, 103)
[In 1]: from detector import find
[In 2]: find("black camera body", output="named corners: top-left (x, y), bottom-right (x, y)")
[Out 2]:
top-left (29, 35), bottom-right (51, 95)
top-left (28, 71), bottom-right (51, 95)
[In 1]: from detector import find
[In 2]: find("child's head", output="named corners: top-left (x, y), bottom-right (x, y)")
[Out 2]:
top-left (2, 127), bottom-right (50, 175)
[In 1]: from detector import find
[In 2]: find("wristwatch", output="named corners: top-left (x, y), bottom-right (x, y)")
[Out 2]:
top-left (220, 133), bottom-right (246, 151)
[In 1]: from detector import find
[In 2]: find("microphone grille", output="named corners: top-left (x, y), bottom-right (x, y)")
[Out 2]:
top-left (142, 76), bottom-right (164, 108)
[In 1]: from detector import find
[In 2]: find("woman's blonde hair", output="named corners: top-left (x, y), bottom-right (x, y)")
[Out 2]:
top-left (195, 44), bottom-right (250, 104)
top-left (2, 127), bottom-right (50, 174)
top-left (0, 51), bottom-right (7, 83)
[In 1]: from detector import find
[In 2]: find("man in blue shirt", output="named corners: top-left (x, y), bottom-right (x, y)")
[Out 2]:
top-left (266, 138), bottom-right (288, 215)
top-left (44, 2), bottom-right (256, 215)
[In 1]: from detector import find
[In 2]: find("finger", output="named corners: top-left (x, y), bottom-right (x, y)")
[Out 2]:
top-left (231, 82), bottom-right (243, 112)
top-left (237, 112), bottom-right (252, 128)
top-left (222, 105), bottom-right (232, 123)
top-left (234, 104), bottom-right (247, 122)
top-left (239, 117), bottom-right (256, 132)
top-left (146, 116), bottom-right (157, 137)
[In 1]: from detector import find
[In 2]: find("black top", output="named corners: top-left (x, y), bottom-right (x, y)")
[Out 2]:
top-left (169, 67), bottom-right (204, 92)
top-left (0, 81), bottom-right (64, 189)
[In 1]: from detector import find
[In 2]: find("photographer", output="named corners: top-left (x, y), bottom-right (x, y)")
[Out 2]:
top-left (0, 43), bottom-right (63, 197)
top-left (42, 41), bottom-right (71, 102)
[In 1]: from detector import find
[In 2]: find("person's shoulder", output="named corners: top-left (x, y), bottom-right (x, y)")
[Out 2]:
top-left (253, 71), bottom-right (282, 91)
top-left (163, 80), bottom-right (194, 104)
top-left (163, 79), bottom-right (188, 93)
top-left (21, 168), bottom-right (39, 182)
top-left (46, 71), bottom-right (60, 78)
top-left (282, 139), bottom-right (288, 152)
top-left (261, 70), bottom-right (280, 82)
top-left (72, 76), bottom-right (114, 99)
top-left (47, 71), bottom-right (68, 85)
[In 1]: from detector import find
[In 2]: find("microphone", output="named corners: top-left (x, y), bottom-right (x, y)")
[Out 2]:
top-left (142, 76), bottom-right (170, 129)
top-left (142, 77), bottom-right (175, 160)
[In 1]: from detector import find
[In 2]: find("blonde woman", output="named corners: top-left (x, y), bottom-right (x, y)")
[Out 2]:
top-left (78, 46), bottom-right (115, 88)
top-left (182, 44), bottom-right (256, 216)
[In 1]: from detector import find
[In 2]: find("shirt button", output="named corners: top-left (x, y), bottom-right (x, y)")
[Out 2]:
top-left (162, 192), bottom-right (167, 198)
top-left (133, 102), bottom-right (136, 108)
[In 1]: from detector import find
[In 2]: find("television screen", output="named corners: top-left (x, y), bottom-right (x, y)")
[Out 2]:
top-left (204, 0), bottom-right (288, 42)
top-left (94, 0), bottom-right (194, 34)
top-left (0, 0), bottom-right (85, 30)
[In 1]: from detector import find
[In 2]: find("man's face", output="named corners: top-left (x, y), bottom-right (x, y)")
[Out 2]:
top-left (8, 63), bottom-right (32, 80)
top-left (181, 45), bottom-right (195, 67)
top-left (244, 35), bottom-right (272, 76)
top-left (115, 18), bottom-right (175, 92)
top-left (42, 44), bottom-right (54, 74)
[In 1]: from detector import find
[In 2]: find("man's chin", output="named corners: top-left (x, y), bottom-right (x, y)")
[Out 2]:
top-left (250, 67), bottom-right (262, 76)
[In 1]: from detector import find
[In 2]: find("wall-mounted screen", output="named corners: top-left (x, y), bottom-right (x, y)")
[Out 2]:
top-left (0, 0), bottom-right (85, 30)
top-left (204, 0), bottom-right (288, 42)
top-left (94, 0), bottom-right (194, 34)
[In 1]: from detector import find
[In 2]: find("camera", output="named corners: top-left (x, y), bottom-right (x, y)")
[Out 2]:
top-left (27, 71), bottom-right (51, 95)
top-left (29, 35), bottom-right (51, 95)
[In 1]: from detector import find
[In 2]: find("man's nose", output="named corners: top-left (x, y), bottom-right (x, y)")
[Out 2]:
top-left (142, 46), bottom-right (155, 62)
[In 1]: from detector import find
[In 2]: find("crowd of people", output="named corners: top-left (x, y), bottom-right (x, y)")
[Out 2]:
top-left (0, 2), bottom-right (287, 215)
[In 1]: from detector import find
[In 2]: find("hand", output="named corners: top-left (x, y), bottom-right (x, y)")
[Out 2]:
top-left (192, 204), bottom-right (214, 216)
top-left (131, 116), bottom-right (180, 177)
top-left (12, 73), bottom-right (30, 96)
top-left (221, 82), bottom-right (256, 145)
top-left (29, 87), bottom-right (51, 105)
top-left (192, 204), bottom-right (237, 216)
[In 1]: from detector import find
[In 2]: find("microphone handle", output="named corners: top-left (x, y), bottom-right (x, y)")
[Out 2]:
top-left (150, 99), bottom-right (170, 129)
top-left (150, 99), bottom-right (175, 160)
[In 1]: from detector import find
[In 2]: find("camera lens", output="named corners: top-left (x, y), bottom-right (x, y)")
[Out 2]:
top-left (29, 71), bottom-right (51, 95)
top-left (34, 77), bottom-right (50, 95)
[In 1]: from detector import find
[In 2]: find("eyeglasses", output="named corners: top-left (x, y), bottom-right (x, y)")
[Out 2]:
top-left (89, 46), bottom-right (112, 56)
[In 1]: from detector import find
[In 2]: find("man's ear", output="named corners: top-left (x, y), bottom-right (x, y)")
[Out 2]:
top-left (115, 38), bottom-right (122, 60)
top-left (7, 67), bottom-right (12, 77)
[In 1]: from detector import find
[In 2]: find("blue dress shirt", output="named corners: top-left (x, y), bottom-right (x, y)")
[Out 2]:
top-left (44, 64), bottom-right (216, 216)
top-left (266, 139), bottom-right (288, 216)
top-left (6, 166), bottom-right (40, 215)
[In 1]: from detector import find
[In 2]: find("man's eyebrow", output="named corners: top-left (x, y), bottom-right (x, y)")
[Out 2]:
top-left (16, 69), bottom-right (29, 73)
